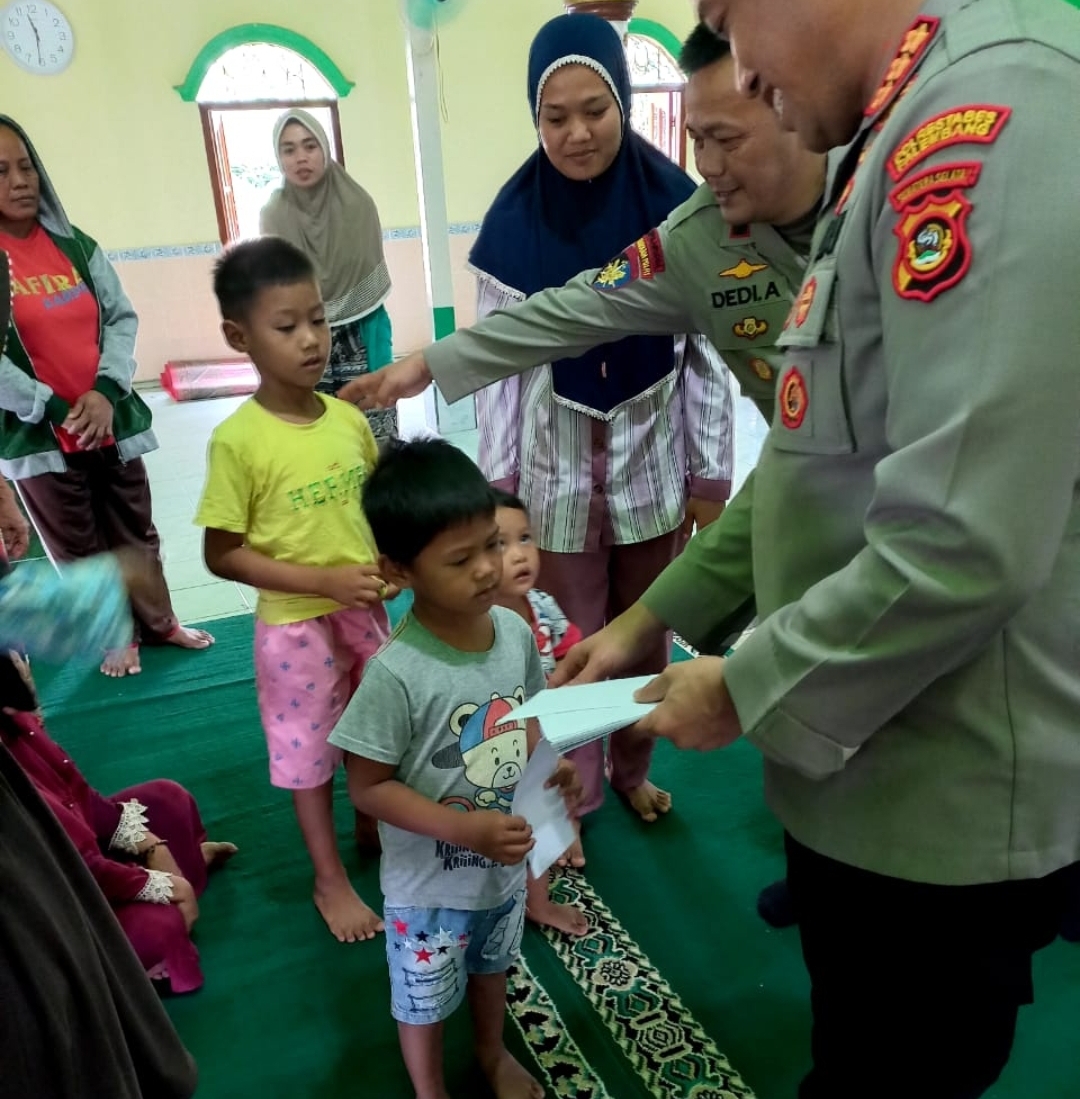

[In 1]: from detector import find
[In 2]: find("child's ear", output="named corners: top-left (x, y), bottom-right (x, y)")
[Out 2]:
top-left (221, 319), bottom-right (248, 355)
top-left (379, 553), bottom-right (411, 591)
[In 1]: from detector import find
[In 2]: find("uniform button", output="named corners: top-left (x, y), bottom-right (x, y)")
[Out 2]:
top-left (593, 484), bottom-right (603, 495)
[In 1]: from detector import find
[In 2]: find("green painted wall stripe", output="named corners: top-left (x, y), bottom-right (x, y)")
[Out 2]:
top-left (432, 306), bottom-right (456, 340)
top-left (174, 24), bottom-right (354, 102)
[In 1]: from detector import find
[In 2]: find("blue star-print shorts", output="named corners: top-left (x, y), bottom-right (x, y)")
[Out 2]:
top-left (384, 890), bottom-right (525, 1024)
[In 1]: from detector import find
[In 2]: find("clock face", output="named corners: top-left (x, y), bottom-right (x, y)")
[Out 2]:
top-left (2, 2), bottom-right (73, 74)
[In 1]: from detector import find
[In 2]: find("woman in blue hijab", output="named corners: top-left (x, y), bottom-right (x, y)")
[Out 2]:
top-left (471, 16), bottom-right (733, 898)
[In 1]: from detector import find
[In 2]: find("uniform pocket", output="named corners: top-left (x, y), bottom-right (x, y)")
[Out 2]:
top-left (771, 259), bottom-right (854, 456)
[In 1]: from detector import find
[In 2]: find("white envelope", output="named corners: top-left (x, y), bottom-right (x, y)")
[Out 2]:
top-left (496, 676), bottom-right (658, 753)
top-left (511, 737), bottom-right (576, 878)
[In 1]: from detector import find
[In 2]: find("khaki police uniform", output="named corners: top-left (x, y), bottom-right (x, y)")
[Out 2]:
top-left (722, 0), bottom-right (1080, 884)
top-left (431, 181), bottom-right (809, 418)
top-left (664, 2), bottom-right (1080, 1093)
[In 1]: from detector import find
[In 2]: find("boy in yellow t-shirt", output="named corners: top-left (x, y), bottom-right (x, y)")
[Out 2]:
top-left (196, 237), bottom-right (392, 944)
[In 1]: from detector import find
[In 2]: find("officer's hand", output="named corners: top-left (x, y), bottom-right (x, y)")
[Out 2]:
top-left (631, 656), bottom-right (742, 752)
top-left (339, 352), bottom-right (432, 409)
top-left (550, 603), bottom-right (668, 687)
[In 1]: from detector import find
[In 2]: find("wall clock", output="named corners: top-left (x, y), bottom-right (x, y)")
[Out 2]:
top-left (2, 2), bottom-right (74, 75)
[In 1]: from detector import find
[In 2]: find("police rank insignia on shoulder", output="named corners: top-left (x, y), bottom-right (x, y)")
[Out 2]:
top-left (592, 229), bottom-right (666, 291)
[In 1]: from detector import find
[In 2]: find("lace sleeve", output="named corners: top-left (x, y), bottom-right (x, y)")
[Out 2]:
top-left (135, 869), bottom-right (174, 905)
top-left (109, 799), bottom-right (150, 854)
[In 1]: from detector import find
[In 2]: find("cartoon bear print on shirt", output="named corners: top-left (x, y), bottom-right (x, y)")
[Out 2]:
top-left (431, 687), bottom-right (528, 811)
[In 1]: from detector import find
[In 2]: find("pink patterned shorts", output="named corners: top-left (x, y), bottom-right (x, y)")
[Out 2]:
top-left (254, 604), bottom-right (390, 789)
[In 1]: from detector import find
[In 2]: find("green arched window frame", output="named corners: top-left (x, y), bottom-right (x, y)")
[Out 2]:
top-left (627, 17), bottom-right (683, 65)
top-left (173, 23), bottom-right (354, 102)
top-left (626, 18), bottom-right (686, 168)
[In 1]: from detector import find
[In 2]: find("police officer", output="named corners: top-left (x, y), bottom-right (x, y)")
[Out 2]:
top-left (559, 0), bottom-right (1080, 1095)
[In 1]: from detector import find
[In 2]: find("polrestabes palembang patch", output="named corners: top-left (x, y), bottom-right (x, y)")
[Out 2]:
top-left (893, 189), bottom-right (973, 303)
top-left (888, 106), bottom-right (1010, 181)
top-left (592, 229), bottom-right (666, 291)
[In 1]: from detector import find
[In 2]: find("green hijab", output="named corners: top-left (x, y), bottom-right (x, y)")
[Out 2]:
top-left (260, 109), bottom-right (390, 324)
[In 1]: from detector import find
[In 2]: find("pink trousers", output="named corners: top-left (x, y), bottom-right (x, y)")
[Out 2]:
top-left (539, 528), bottom-right (682, 817)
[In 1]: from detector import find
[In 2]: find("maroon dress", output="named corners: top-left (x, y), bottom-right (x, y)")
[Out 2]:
top-left (1, 710), bottom-right (209, 993)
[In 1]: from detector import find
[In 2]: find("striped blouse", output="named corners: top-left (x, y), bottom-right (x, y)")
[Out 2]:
top-left (474, 274), bottom-right (734, 554)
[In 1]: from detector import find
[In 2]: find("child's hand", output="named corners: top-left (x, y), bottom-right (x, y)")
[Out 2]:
top-left (318, 564), bottom-right (387, 608)
top-left (546, 758), bottom-right (583, 813)
top-left (380, 582), bottom-right (401, 602)
top-left (461, 811), bottom-right (534, 866)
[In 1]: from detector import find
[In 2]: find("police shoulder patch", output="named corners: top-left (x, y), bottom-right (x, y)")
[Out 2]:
top-left (892, 189), bottom-right (973, 303)
top-left (592, 229), bottom-right (666, 291)
top-left (888, 105), bottom-right (1011, 181)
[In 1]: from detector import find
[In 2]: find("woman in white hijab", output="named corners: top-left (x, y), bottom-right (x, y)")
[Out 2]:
top-left (260, 110), bottom-right (396, 440)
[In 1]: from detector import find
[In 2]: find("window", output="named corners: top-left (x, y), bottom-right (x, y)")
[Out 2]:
top-left (196, 44), bottom-right (343, 243)
top-left (626, 34), bottom-right (686, 168)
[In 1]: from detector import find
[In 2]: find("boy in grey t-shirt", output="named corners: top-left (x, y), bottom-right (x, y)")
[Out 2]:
top-left (329, 439), bottom-right (580, 1099)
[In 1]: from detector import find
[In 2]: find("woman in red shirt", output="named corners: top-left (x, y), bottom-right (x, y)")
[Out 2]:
top-left (0, 115), bottom-right (213, 677)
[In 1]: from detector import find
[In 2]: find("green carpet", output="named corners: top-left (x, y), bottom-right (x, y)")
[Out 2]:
top-left (32, 617), bottom-right (1080, 1098)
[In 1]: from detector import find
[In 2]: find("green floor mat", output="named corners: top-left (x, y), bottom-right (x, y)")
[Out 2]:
top-left (31, 617), bottom-right (1080, 1099)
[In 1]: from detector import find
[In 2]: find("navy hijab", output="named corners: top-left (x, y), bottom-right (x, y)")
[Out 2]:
top-left (469, 14), bottom-right (696, 417)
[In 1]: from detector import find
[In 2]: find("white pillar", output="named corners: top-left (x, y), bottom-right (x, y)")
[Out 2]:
top-left (403, 5), bottom-right (476, 434)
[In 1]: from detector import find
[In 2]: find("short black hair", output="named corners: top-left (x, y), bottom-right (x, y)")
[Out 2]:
top-left (491, 488), bottom-right (528, 515)
top-left (679, 23), bottom-right (731, 76)
top-left (363, 438), bottom-right (497, 565)
top-left (213, 236), bottom-right (316, 322)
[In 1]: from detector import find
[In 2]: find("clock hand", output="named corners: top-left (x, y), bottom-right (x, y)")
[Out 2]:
top-left (26, 14), bottom-right (42, 64)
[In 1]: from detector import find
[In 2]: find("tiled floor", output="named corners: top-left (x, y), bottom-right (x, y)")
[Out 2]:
top-left (142, 387), bottom-right (764, 626)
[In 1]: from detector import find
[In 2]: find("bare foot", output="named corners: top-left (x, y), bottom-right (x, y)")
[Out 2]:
top-left (622, 780), bottom-right (672, 823)
top-left (478, 1047), bottom-right (544, 1099)
top-left (201, 841), bottom-right (238, 869)
top-left (526, 896), bottom-right (589, 937)
top-left (101, 645), bottom-right (141, 678)
top-left (555, 820), bottom-right (586, 869)
top-left (314, 878), bottom-right (384, 943)
top-left (165, 625), bottom-right (215, 650)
